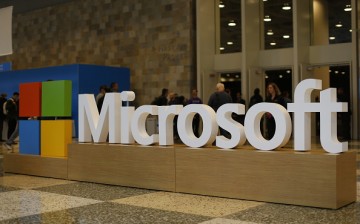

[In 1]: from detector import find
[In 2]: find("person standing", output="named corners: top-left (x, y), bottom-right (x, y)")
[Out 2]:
top-left (3, 92), bottom-right (19, 151)
top-left (234, 92), bottom-right (246, 125)
top-left (0, 93), bottom-right (7, 141)
top-left (187, 89), bottom-right (202, 137)
top-left (208, 83), bottom-right (232, 138)
top-left (265, 83), bottom-right (285, 139)
top-left (249, 88), bottom-right (263, 108)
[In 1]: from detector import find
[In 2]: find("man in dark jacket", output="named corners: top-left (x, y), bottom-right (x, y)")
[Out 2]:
top-left (5, 92), bottom-right (19, 141)
top-left (0, 93), bottom-right (7, 141)
top-left (208, 83), bottom-right (232, 138)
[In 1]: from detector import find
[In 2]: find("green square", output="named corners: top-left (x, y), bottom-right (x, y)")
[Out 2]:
top-left (41, 80), bottom-right (72, 117)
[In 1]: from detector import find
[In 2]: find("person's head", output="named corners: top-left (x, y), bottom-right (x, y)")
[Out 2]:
top-left (99, 85), bottom-right (107, 94)
top-left (110, 82), bottom-right (119, 92)
top-left (191, 89), bottom-right (198, 98)
top-left (161, 88), bottom-right (169, 97)
top-left (282, 90), bottom-right (289, 98)
top-left (267, 83), bottom-right (280, 97)
top-left (236, 92), bottom-right (242, 99)
top-left (12, 92), bottom-right (19, 101)
top-left (169, 92), bottom-right (176, 100)
top-left (0, 93), bottom-right (7, 98)
top-left (216, 83), bottom-right (225, 92)
top-left (254, 88), bottom-right (260, 95)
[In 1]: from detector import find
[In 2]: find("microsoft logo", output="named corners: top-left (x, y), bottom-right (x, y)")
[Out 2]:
top-left (19, 80), bottom-right (72, 158)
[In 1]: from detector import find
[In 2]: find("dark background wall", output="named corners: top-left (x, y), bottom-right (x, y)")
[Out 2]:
top-left (0, 0), bottom-right (196, 106)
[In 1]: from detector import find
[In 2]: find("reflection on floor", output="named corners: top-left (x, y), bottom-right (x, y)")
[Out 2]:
top-left (0, 141), bottom-right (359, 224)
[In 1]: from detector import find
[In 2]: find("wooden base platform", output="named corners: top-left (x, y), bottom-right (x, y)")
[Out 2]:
top-left (4, 153), bottom-right (68, 179)
top-left (3, 143), bottom-right (357, 209)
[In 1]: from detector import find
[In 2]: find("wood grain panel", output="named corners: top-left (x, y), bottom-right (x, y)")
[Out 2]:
top-left (175, 147), bottom-right (356, 209)
top-left (68, 143), bottom-right (175, 191)
top-left (4, 154), bottom-right (68, 179)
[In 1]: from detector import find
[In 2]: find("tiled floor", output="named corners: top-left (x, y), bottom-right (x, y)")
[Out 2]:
top-left (0, 142), bottom-right (359, 223)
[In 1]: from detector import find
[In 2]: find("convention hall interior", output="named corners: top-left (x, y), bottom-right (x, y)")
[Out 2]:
top-left (0, 0), bottom-right (359, 223)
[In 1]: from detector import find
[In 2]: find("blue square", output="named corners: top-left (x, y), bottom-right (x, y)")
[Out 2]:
top-left (19, 120), bottom-right (40, 155)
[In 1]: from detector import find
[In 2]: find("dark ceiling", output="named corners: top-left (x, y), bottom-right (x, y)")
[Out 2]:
top-left (0, 0), bottom-right (73, 14)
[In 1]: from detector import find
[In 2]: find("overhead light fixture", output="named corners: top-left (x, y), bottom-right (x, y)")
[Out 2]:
top-left (263, 0), bottom-right (267, 1)
top-left (228, 20), bottom-right (236, 27)
top-left (227, 41), bottom-right (233, 45)
top-left (219, 1), bottom-right (225, 8)
top-left (286, 70), bottom-right (291, 74)
top-left (226, 74), bottom-right (230, 77)
top-left (235, 75), bottom-right (239, 78)
top-left (279, 75), bottom-right (283, 78)
top-left (283, 35), bottom-right (290, 39)
top-left (341, 72), bottom-right (345, 74)
top-left (350, 29), bottom-right (352, 32)
top-left (335, 71), bottom-right (339, 74)
top-left (329, 36), bottom-right (335, 40)
top-left (220, 47), bottom-right (225, 51)
top-left (335, 22), bottom-right (342, 27)
top-left (270, 42), bottom-right (276, 46)
top-left (329, 69), bottom-right (332, 72)
top-left (344, 5), bottom-right (351, 11)
top-left (264, 15), bottom-right (271, 22)
top-left (265, 75), bottom-right (269, 79)
top-left (282, 3), bottom-right (291, 10)
top-left (267, 30), bottom-right (274, 35)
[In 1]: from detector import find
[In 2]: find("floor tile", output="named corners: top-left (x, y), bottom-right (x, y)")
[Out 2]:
top-left (199, 218), bottom-right (258, 224)
top-left (225, 202), bottom-right (360, 224)
top-left (0, 185), bottom-right (20, 193)
top-left (0, 190), bottom-right (100, 221)
top-left (35, 182), bottom-right (154, 201)
top-left (0, 202), bottom-right (211, 224)
top-left (0, 174), bottom-right (74, 189)
top-left (113, 192), bottom-right (263, 217)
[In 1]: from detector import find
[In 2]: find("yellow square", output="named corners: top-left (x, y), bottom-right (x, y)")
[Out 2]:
top-left (41, 120), bottom-right (72, 158)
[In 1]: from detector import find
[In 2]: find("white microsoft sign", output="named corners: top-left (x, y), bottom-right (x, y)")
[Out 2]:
top-left (78, 79), bottom-right (348, 154)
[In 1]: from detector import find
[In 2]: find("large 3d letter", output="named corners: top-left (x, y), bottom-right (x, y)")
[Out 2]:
top-left (318, 88), bottom-right (348, 153)
top-left (177, 104), bottom-right (218, 148)
top-left (158, 105), bottom-right (183, 145)
top-left (131, 105), bottom-right (159, 145)
top-left (78, 93), bottom-right (121, 143)
top-left (245, 103), bottom-right (292, 150)
top-left (287, 79), bottom-right (322, 151)
top-left (120, 91), bottom-right (135, 144)
top-left (216, 104), bottom-right (246, 149)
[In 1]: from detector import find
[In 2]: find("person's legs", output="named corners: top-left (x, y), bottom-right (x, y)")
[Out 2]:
top-left (7, 118), bottom-right (16, 139)
top-left (4, 122), bottom-right (18, 151)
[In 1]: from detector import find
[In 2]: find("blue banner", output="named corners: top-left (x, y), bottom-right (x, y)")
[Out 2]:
top-left (0, 62), bottom-right (12, 72)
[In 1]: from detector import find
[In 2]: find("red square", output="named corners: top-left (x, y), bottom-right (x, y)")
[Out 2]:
top-left (19, 82), bottom-right (42, 117)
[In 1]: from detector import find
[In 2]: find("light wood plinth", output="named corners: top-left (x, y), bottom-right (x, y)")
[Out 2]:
top-left (175, 147), bottom-right (357, 209)
top-left (4, 153), bottom-right (68, 179)
top-left (67, 143), bottom-right (175, 191)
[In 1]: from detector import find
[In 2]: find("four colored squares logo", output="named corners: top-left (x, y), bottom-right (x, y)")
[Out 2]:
top-left (19, 80), bottom-right (72, 158)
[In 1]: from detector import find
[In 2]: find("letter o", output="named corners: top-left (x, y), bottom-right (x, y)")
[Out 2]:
top-left (177, 104), bottom-right (218, 148)
top-left (244, 103), bottom-right (292, 150)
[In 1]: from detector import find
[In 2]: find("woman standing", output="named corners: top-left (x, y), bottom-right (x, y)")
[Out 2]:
top-left (265, 83), bottom-right (285, 139)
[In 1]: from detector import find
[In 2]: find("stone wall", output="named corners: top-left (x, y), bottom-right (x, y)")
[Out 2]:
top-left (0, 0), bottom-right (195, 106)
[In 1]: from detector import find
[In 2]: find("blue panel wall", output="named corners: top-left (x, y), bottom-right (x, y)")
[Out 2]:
top-left (19, 120), bottom-right (40, 155)
top-left (0, 64), bottom-right (130, 137)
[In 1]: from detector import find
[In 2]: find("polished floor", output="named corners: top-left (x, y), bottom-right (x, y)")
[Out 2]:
top-left (0, 142), bottom-right (359, 224)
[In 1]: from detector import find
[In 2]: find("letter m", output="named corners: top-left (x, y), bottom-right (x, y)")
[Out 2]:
top-left (78, 93), bottom-right (121, 143)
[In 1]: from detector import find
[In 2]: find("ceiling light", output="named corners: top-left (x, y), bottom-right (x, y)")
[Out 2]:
top-left (282, 3), bottom-right (291, 10)
top-left (263, 0), bottom-right (267, 1)
top-left (267, 30), bottom-right (274, 35)
top-left (221, 78), bottom-right (226, 82)
top-left (220, 47), bottom-right (225, 51)
top-left (286, 70), bottom-right (291, 74)
top-left (329, 36), bottom-right (335, 40)
top-left (264, 15), bottom-right (271, 22)
top-left (350, 29), bottom-right (352, 32)
top-left (219, 1), bottom-right (225, 8)
top-left (341, 72), bottom-right (345, 74)
top-left (270, 42), bottom-right (276, 46)
top-left (279, 75), bottom-right (283, 78)
top-left (344, 5), bottom-right (351, 11)
top-left (227, 41), bottom-right (233, 45)
top-left (335, 22), bottom-right (342, 27)
top-left (329, 70), bottom-right (332, 72)
top-left (226, 74), bottom-right (230, 77)
top-left (265, 75), bottom-right (269, 79)
top-left (335, 71), bottom-right (339, 74)
top-left (228, 20), bottom-right (236, 27)
top-left (235, 75), bottom-right (239, 78)
top-left (283, 35), bottom-right (290, 39)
